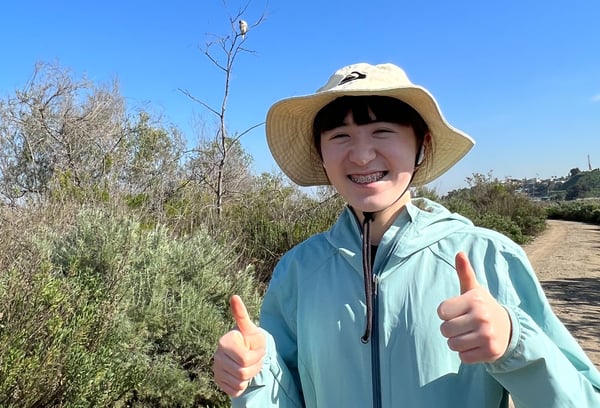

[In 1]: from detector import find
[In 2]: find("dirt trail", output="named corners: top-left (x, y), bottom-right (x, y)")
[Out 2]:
top-left (522, 219), bottom-right (600, 366)
top-left (506, 220), bottom-right (600, 407)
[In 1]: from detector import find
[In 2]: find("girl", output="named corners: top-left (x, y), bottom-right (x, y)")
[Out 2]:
top-left (213, 63), bottom-right (600, 407)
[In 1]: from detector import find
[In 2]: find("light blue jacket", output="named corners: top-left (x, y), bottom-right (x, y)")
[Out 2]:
top-left (234, 199), bottom-right (600, 407)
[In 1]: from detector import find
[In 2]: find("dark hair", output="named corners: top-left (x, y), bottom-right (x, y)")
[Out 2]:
top-left (312, 96), bottom-right (429, 159)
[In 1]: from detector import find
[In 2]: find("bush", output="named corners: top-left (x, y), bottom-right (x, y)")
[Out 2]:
top-left (220, 175), bottom-right (344, 285)
top-left (473, 213), bottom-right (524, 244)
top-left (443, 173), bottom-right (547, 244)
top-left (119, 219), bottom-right (262, 407)
top-left (0, 204), bottom-right (262, 407)
top-left (0, 208), bottom-right (136, 407)
top-left (545, 200), bottom-right (600, 224)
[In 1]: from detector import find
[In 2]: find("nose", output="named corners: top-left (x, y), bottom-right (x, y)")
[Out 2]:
top-left (348, 135), bottom-right (376, 166)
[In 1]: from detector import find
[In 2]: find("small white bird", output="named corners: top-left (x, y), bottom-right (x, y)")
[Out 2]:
top-left (239, 19), bottom-right (248, 39)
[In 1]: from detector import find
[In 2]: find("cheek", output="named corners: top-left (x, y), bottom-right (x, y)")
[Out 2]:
top-left (385, 143), bottom-right (417, 166)
top-left (320, 145), bottom-right (339, 168)
top-left (321, 156), bottom-right (338, 179)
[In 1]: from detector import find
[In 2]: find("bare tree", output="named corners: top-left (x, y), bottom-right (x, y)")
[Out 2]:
top-left (0, 62), bottom-right (127, 205)
top-left (179, 3), bottom-right (266, 218)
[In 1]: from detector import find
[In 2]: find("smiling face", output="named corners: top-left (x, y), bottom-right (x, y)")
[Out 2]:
top-left (314, 96), bottom-right (428, 222)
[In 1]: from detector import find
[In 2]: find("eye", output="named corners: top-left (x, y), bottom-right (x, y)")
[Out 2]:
top-left (324, 132), bottom-right (349, 141)
top-left (373, 127), bottom-right (394, 136)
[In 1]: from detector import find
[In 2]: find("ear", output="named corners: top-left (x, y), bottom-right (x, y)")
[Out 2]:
top-left (416, 145), bottom-right (425, 166)
top-left (415, 133), bottom-right (432, 167)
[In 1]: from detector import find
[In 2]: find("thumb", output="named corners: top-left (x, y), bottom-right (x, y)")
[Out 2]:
top-left (455, 252), bottom-right (479, 294)
top-left (230, 295), bottom-right (260, 348)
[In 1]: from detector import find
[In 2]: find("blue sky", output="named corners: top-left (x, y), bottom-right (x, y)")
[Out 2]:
top-left (1, 0), bottom-right (599, 194)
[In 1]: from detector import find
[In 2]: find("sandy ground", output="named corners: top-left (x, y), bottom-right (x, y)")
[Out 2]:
top-left (522, 219), bottom-right (600, 367)
top-left (506, 220), bottom-right (600, 407)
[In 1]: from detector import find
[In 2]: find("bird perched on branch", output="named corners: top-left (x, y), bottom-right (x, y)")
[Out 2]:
top-left (239, 20), bottom-right (248, 39)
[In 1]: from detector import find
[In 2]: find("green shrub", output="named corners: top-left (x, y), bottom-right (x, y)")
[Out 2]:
top-left (443, 173), bottom-right (547, 244)
top-left (473, 213), bottom-right (524, 244)
top-left (443, 197), bottom-right (478, 221)
top-left (120, 223), bottom-right (262, 407)
top-left (545, 200), bottom-right (600, 224)
top-left (220, 176), bottom-right (344, 285)
top-left (0, 238), bottom-right (135, 407)
top-left (0, 205), bottom-right (262, 407)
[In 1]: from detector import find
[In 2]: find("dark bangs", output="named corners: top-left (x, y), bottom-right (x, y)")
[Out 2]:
top-left (312, 96), bottom-right (429, 156)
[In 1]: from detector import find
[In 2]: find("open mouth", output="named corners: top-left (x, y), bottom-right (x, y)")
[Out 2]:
top-left (349, 171), bottom-right (386, 184)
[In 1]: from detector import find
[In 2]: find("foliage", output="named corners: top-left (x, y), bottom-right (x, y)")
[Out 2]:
top-left (0, 204), bottom-right (136, 406)
top-left (121, 111), bottom-right (185, 213)
top-left (545, 199), bottom-right (600, 224)
top-left (0, 203), bottom-right (262, 407)
top-left (442, 172), bottom-right (547, 243)
top-left (412, 185), bottom-right (440, 201)
top-left (182, 137), bottom-right (254, 216)
top-left (553, 169), bottom-right (600, 200)
top-left (0, 63), bottom-right (191, 210)
top-left (0, 268), bottom-right (133, 407)
top-left (0, 62), bottom-right (127, 205)
top-left (220, 173), bottom-right (344, 285)
top-left (118, 216), bottom-right (261, 407)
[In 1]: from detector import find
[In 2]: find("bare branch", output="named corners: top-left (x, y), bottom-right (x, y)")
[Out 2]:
top-left (177, 88), bottom-right (220, 117)
top-left (231, 122), bottom-right (264, 143)
top-left (180, 1), bottom-right (268, 218)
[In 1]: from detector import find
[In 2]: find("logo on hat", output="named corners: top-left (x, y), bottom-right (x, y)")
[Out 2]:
top-left (339, 71), bottom-right (367, 85)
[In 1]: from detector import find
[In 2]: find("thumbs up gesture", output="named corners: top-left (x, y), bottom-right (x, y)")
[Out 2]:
top-left (213, 295), bottom-right (267, 397)
top-left (437, 252), bottom-right (512, 364)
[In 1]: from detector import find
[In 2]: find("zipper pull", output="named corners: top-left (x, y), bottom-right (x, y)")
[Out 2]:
top-left (372, 274), bottom-right (378, 296)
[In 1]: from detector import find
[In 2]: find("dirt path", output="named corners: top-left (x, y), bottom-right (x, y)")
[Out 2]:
top-left (522, 219), bottom-right (600, 367)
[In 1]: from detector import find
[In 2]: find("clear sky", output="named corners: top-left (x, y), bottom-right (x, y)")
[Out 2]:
top-left (1, 0), bottom-right (599, 194)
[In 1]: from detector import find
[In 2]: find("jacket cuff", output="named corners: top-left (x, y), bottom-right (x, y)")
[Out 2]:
top-left (485, 305), bottom-right (523, 373)
top-left (235, 329), bottom-right (302, 407)
top-left (247, 328), bottom-right (276, 388)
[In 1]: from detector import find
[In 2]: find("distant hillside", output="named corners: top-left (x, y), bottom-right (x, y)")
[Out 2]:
top-left (554, 169), bottom-right (600, 200)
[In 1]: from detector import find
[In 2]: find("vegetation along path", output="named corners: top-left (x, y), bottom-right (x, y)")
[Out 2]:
top-left (522, 219), bottom-right (600, 367)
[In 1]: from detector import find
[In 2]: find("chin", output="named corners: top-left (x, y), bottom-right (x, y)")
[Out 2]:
top-left (348, 193), bottom-right (411, 214)
top-left (348, 199), bottom-right (392, 214)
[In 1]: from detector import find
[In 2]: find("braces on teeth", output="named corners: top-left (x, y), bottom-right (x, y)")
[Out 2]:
top-left (352, 172), bottom-right (384, 183)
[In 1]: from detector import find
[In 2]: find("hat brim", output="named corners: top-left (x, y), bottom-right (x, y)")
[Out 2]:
top-left (266, 86), bottom-right (474, 187)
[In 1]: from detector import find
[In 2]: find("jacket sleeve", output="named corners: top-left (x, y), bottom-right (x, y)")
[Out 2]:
top-left (232, 264), bottom-right (304, 408)
top-left (232, 329), bottom-right (303, 408)
top-left (484, 248), bottom-right (600, 407)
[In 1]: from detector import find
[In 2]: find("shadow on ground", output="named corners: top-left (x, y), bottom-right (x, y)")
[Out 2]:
top-left (582, 225), bottom-right (600, 250)
top-left (542, 276), bottom-right (600, 356)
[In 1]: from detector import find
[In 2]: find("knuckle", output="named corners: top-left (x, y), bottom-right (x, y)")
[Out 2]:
top-left (437, 304), bottom-right (448, 319)
top-left (218, 332), bottom-right (234, 348)
top-left (238, 353), bottom-right (255, 367)
top-left (446, 338), bottom-right (459, 351)
top-left (472, 308), bottom-right (491, 325)
top-left (477, 323), bottom-right (494, 341)
top-left (459, 351), bottom-right (477, 364)
top-left (439, 322), bottom-right (450, 337)
top-left (234, 366), bottom-right (257, 381)
top-left (233, 380), bottom-right (249, 393)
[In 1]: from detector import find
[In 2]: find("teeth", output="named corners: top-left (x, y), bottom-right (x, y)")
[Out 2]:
top-left (350, 172), bottom-right (385, 184)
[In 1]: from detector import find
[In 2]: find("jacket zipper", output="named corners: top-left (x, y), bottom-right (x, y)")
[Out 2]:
top-left (371, 274), bottom-right (382, 408)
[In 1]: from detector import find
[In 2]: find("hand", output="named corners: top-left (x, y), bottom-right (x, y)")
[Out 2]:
top-left (437, 252), bottom-right (512, 364)
top-left (213, 295), bottom-right (266, 397)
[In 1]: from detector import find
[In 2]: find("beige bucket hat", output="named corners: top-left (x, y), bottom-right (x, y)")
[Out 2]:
top-left (265, 62), bottom-right (475, 187)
